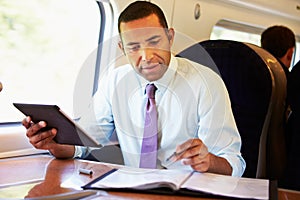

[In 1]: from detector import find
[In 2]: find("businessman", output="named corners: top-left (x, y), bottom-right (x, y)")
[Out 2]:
top-left (22, 1), bottom-right (245, 177)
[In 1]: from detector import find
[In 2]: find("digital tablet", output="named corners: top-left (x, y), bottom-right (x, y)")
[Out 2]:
top-left (13, 103), bottom-right (101, 147)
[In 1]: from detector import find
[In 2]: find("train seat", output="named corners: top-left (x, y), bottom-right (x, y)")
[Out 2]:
top-left (177, 40), bottom-right (287, 179)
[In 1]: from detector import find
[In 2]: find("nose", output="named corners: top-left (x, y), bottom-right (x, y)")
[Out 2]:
top-left (141, 48), bottom-right (154, 62)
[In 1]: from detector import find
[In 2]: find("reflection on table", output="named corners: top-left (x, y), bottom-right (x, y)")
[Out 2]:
top-left (0, 154), bottom-right (299, 199)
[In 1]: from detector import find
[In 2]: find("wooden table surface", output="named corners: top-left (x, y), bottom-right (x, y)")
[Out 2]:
top-left (0, 154), bottom-right (299, 199)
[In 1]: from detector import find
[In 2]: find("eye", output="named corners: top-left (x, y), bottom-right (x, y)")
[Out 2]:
top-left (126, 45), bottom-right (140, 53)
top-left (149, 39), bottom-right (160, 46)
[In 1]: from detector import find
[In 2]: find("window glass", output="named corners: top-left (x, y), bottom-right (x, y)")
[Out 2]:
top-left (0, 0), bottom-right (100, 122)
top-left (210, 19), bottom-right (262, 46)
top-left (210, 19), bottom-right (300, 67)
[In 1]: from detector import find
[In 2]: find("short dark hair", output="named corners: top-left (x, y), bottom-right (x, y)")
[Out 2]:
top-left (118, 1), bottom-right (168, 33)
top-left (261, 25), bottom-right (295, 58)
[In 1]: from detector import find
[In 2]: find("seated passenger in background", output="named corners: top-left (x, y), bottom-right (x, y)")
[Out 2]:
top-left (261, 25), bottom-right (296, 121)
top-left (21, 1), bottom-right (245, 177)
top-left (261, 25), bottom-right (298, 190)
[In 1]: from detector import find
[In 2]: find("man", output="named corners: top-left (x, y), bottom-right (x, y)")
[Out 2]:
top-left (261, 25), bottom-right (295, 70)
top-left (261, 25), bottom-right (297, 188)
top-left (261, 25), bottom-right (296, 120)
top-left (22, 1), bottom-right (245, 177)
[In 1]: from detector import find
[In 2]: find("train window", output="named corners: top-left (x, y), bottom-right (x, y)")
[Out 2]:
top-left (211, 19), bottom-right (300, 67)
top-left (210, 19), bottom-right (263, 46)
top-left (0, 0), bottom-right (103, 123)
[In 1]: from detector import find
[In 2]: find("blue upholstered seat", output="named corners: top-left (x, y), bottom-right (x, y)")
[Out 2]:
top-left (177, 40), bottom-right (287, 179)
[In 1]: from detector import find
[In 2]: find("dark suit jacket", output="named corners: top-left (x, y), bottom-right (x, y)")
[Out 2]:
top-left (280, 60), bottom-right (300, 190)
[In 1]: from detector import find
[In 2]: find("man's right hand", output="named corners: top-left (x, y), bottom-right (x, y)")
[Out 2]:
top-left (22, 116), bottom-right (75, 159)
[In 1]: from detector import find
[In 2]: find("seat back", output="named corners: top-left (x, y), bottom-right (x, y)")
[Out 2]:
top-left (177, 40), bottom-right (287, 179)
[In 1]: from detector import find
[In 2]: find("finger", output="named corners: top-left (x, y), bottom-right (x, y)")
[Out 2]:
top-left (22, 116), bottom-right (32, 129)
top-left (198, 143), bottom-right (208, 158)
top-left (33, 132), bottom-right (57, 149)
top-left (175, 139), bottom-right (204, 160)
top-left (180, 152), bottom-right (210, 174)
top-left (29, 128), bottom-right (57, 149)
top-left (175, 138), bottom-right (201, 155)
top-left (179, 145), bottom-right (200, 159)
top-left (26, 121), bottom-right (47, 138)
top-left (181, 157), bottom-right (204, 166)
top-left (178, 142), bottom-right (208, 164)
top-left (182, 151), bottom-right (210, 165)
top-left (191, 160), bottom-right (209, 172)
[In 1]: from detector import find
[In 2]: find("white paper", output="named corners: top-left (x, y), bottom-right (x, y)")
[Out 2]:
top-left (91, 168), bottom-right (192, 190)
top-left (181, 172), bottom-right (269, 200)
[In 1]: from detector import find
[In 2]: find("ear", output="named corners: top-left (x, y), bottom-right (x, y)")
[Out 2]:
top-left (118, 41), bottom-right (126, 55)
top-left (287, 47), bottom-right (295, 61)
top-left (281, 47), bottom-right (294, 68)
top-left (167, 28), bottom-right (175, 45)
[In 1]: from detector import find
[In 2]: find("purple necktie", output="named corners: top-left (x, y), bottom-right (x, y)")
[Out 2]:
top-left (139, 84), bottom-right (158, 168)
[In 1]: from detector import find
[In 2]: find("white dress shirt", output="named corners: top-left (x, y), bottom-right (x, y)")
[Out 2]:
top-left (76, 55), bottom-right (246, 177)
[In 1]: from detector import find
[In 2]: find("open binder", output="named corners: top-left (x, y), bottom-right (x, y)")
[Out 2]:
top-left (82, 167), bottom-right (277, 199)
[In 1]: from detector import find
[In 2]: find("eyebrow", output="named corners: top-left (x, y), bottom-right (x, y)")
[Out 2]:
top-left (125, 35), bottom-right (161, 46)
top-left (145, 35), bottom-right (161, 42)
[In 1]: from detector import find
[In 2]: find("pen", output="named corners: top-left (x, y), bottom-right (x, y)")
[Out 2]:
top-left (79, 168), bottom-right (93, 175)
top-left (166, 150), bottom-right (186, 162)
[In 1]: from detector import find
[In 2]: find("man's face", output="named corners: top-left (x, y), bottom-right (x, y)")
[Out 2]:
top-left (119, 14), bottom-right (174, 82)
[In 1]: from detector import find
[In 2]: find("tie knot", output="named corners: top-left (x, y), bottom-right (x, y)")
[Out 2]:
top-left (145, 84), bottom-right (157, 99)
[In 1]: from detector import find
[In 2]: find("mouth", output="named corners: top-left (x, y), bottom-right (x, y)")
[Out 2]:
top-left (141, 63), bottom-right (160, 70)
top-left (138, 62), bottom-right (165, 81)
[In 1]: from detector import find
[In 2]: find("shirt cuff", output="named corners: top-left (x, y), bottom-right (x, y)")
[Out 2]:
top-left (74, 145), bottom-right (87, 158)
top-left (222, 154), bottom-right (246, 177)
